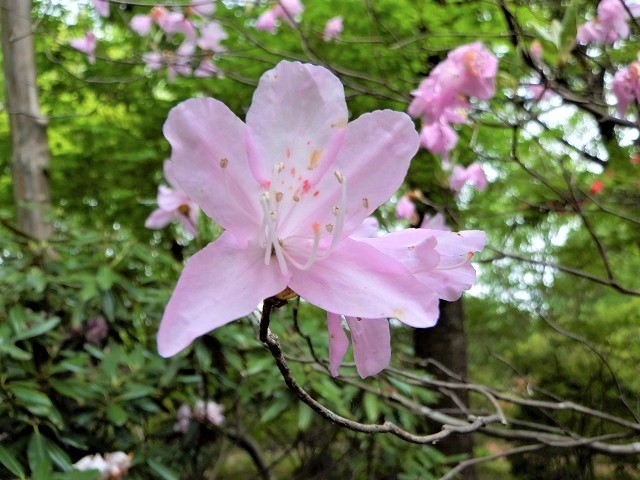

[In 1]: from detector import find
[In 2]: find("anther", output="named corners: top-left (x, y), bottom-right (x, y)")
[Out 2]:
top-left (362, 197), bottom-right (369, 209)
top-left (220, 158), bottom-right (229, 168)
top-left (293, 194), bottom-right (300, 202)
top-left (334, 170), bottom-right (344, 184)
top-left (275, 192), bottom-right (284, 202)
top-left (326, 224), bottom-right (334, 233)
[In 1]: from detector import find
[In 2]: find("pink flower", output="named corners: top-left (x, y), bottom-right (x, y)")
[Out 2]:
top-left (323, 16), bottom-right (343, 41)
top-left (328, 313), bottom-right (391, 378)
top-left (576, 0), bottom-right (639, 44)
top-left (70, 31), bottom-right (98, 64)
top-left (256, 8), bottom-right (278, 32)
top-left (167, 42), bottom-right (195, 83)
top-left (194, 58), bottom-right (221, 78)
top-left (275, 0), bottom-right (304, 18)
top-left (188, 2), bottom-right (216, 17)
top-left (174, 404), bottom-right (192, 433)
top-left (420, 120), bottom-right (458, 157)
top-left (157, 61), bottom-right (430, 357)
top-left (130, 14), bottom-right (153, 36)
top-left (612, 61), bottom-right (640, 115)
top-left (526, 83), bottom-right (554, 101)
top-left (145, 159), bottom-right (200, 236)
top-left (329, 227), bottom-right (485, 377)
top-left (143, 51), bottom-right (163, 71)
top-left (395, 194), bottom-right (416, 221)
top-left (449, 162), bottom-right (487, 192)
top-left (93, 0), bottom-right (109, 18)
top-left (152, 7), bottom-right (196, 41)
top-left (74, 452), bottom-right (132, 480)
top-left (197, 21), bottom-right (227, 52)
top-left (420, 212), bottom-right (450, 231)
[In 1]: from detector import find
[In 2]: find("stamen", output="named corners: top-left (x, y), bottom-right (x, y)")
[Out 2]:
top-left (260, 193), bottom-right (289, 275)
top-left (281, 223), bottom-right (322, 270)
top-left (416, 252), bottom-right (474, 273)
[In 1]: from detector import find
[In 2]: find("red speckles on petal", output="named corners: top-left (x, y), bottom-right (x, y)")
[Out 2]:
top-left (302, 180), bottom-right (311, 193)
top-left (286, 148), bottom-right (291, 158)
top-left (290, 167), bottom-right (296, 176)
top-left (313, 190), bottom-right (320, 197)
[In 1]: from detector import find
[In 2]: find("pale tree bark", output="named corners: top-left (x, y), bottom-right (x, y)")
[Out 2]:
top-left (1, 0), bottom-right (52, 240)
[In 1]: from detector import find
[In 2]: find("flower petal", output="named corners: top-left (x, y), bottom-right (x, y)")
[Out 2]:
top-left (346, 316), bottom-right (391, 378)
top-left (288, 238), bottom-right (439, 328)
top-left (282, 110), bottom-right (419, 239)
top-left (163, 98), bottom-right (263, 242)
top-left (145, 208), bottom-right (174, 229)
top-left (158, 232), bottom-right (290, 357)
top-left (327, 312), bottom-right (349, 377)
top-left (246, 61), bottom-right (348, 196)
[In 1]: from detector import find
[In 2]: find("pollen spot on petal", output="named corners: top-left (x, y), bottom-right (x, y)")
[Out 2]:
top-left (293, 194), bottom-right (300, 202)
top-left (275, 192), bottom-right (284, 202)
top-left (331, 118), bottom-right (348, 128)
top-left (308, 149), bottom-right (322, 170)
top-left (392, 308), bottom-right (406, 320)
top-left (362, 197), bottom-right (369, 209)
top-left (326, 223), bottom-right (334, 232)
top-left (220, 158), bottom-right (229, 168)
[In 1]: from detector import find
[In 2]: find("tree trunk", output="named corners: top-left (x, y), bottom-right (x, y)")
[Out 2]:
top-left (414, 299), bottom-right (477, 480)
top-left (1, 0), bottom-right (52, 239)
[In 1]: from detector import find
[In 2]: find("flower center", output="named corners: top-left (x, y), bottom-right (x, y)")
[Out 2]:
top-left (260, 168), bottom-right (347, 275)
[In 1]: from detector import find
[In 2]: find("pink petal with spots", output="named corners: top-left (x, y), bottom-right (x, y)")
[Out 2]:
top-left (163, 98), bottom-right (263, 243)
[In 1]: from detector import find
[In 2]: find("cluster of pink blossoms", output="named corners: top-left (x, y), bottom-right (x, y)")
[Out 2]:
top-left (612, 55), bottom-right (640, 115)
top-left (408, 42), bottom-right (498, 159)
top-left (155, 61), bottom-right (485, 378)
top-left (145, 160), bottom-right (200, 237)
top-left (132, 4), bottom-right (226, 82)
top-left (73, 451), bottom-right (132, 480)
top-left (70, 1), bottom-right (225, 81)
top-left (577, 0), bottom-right (640, 44)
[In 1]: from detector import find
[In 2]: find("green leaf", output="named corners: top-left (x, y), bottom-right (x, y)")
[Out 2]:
top-left (362, 393), bottom-right (379, 422)
top-left (297, 402), bottom-right (314, 431)
top-left (147, 459), bottom-right (180, 480)
top-left (28, 432), bottom-right (52, 479)
top-left (0, 343), bottom-right (32, 361)
top-left (51, 470), bottom-right (101, 480)
top-left (13, 317), bottom-right (60, 342)
top-left (106, 403), bottom-right (128, 426)
top-left (116, 384), bottom-right (155, 402)
top-left (43, 437), bottom-right (73, 472)
top-left (260, 396), bottom-right (289, 424)
top-left (10, 386), bottom-right (53, 417)
top-left (0, 445), bottom-right (26, 478)
top-left (96, 266), bottom-right (115, 291)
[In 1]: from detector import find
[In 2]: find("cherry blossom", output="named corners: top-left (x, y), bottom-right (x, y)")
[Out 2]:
top-left (145, 159), bottom-right (199, 236)
top-left (323, 16), bottom-right (343, 41)
top-left (130, 14), bottom-right (153, 36)
top-left (157, 61), bottom-right (437, 357)
top-left (70, 31), bottom-right (98, 64)
top-left (256, 9), bottom-right (278, 33)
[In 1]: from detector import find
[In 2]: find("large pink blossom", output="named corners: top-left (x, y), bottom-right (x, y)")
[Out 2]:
top-left (157, 61), bottom-right (437, 357)
top-left (70, 31), bottom-right (98, 64)
top-left (145, 159), bottom-right (200, 236)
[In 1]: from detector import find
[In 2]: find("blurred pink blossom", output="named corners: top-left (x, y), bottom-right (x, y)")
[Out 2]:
top-left (395, 194), bottom-right (417, 221)
top-left (449, 162), bottom-right (487, 192)
top-left (145, 159), bottom-right (200, 236)
top-left (612, 60), bottom-right (640, 115)
top-left (576, 0), bottom-right (640, 44)
top-left (197, 21), bottom-right (227, 52)
top-left (93, 0), bottom-right (109, 18)
top-left (130, 14), bottom-right (153, 36)
top-left (323, 16), bottom-right (343, 41)
top-left (70, 31), bottom-right (98, 64)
